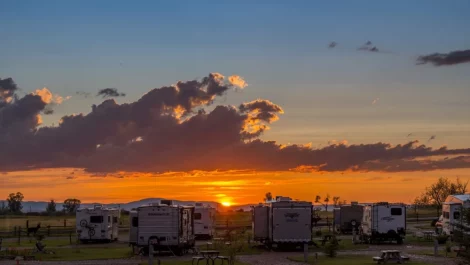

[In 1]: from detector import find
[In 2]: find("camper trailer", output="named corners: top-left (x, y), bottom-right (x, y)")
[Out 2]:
top-left (129, 210), bottom-right (138, 246)
top-left (76, 205), bottom-right (120, 243)
top-left (130, 202), bottom-right (195, 255)
top-left (333, 202), bottom-right (364, 234)
top-left (194, 203), bottom-right (215, 239)
top-left (437, 194), bottom-right (470, 237)
top-left (360, 202), bottom-right (406, 244)
top-left (253, 196), bottom-right (313, 248)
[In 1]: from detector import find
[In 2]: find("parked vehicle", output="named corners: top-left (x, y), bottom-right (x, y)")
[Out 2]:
top-left (437, 194), bottom-right (470, 237)
top-left (194, 203), bottom-right (215, 239)
top-left (129, 201), bottom-right (195, 255)
top-left (333, 202), bottom-right (364, 234)
top-left (129, 210), bottom-right (138, 246)
top-left (359, 202), bottom-right (406, 244)
top-left (252, 196), bottom-right (313, 249)
top-left (76, 205), bottom-right (120, 243)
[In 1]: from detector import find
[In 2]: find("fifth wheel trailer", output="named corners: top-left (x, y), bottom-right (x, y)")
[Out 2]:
top-left (194, 203), bottom-right (215, 239)
top-left (436, 194), bottom-right (470, 237)
top-left (129, 203), bottom-right (195, 255)
top-left (252, 197), bottom-right (313, 248)
top-left (359, 202), bottom-right (406, 244)
top-left (76, 205), bottom-right (120, 243)
top-left (333, 202), bottom-right (364, 234)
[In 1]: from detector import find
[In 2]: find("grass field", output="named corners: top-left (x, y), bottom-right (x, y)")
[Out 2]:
top-left (35, 246), bottom-right (132, 261)
top-left (0, 215), bottom-right (75, 230)
top-left (288, 255), bottom-right (433, 265)
top-left (139, 261), bottom-right (247, 265)
top-left (2, 237), bottom-right (73, 248)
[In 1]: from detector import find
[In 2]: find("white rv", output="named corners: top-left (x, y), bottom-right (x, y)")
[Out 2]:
top-left (76, 205), bottom-right (120, 243)
top-left (360, 202), bottom-right (406, 244)
top-left (194, 203), bottom-right (215, 239)
top-left (130, 202), bottom-right (195, 255)
top-left (438, 194), bottom-right (470, 236)
top-left (253, 196), bottom-right (313, 248)
top-left (129, 210), bottom-right (138, 246)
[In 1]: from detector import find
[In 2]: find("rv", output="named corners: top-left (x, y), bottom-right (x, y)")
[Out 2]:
top-left (333, 202), bottom-right (364, 234)
top-left (360, 202), bottom-right (406, 244)
top-left (194, 203), bottom-right (215, 239)
top-left (129, 202), bottom-right (195, 255)
top-left (76, 205), bottom-right (120, 243)
top-left (253, 196), bottom-right (313, 248)
top-left (437, 194), bottom-right (470, 237)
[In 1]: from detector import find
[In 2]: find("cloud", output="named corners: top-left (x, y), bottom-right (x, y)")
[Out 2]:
top-left (0, 77), bottom-right (18, 105)
top-left (417, 49), bottom-right (470, 66)
top-left (97, 88), bottom-right (126, 98)
top-left (33, 88), bottom-right (69, 105)
top-left (372, 98), bottom-right (379, 105)
top-left (65, 176), bottom-right (76, 180)
top-left (428, 135), bottom-right (436, 142)
top-left (228, 75), bottom-right (248, 89)
top-left (407, 133), bottom-right (413, 137)
top-left (76, 91), bottom-right (92, 98)
top-left (358, 41), bottom-right (380, 53)
top-left (328, 42), bottom-right (337, 48)
top-left (1, 75), bottom-right (470, 174)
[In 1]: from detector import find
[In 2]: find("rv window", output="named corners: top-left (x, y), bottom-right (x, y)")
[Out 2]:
top-left (194, 213), bottom-right (202, 220)
top-left (90, 216), bottom-right (104, 223)
top-left (108, 216), bottom-right (111, 222)
top-left (391, 208), bottom-right (402, 216)
top-left (113, 217), bottom-right (118, 223)
top-left (132, 217), bottom-right (138, 227)
top-left (454, 212), bottom-right (460, 220)
top-left (444, 212), bottom-right (450, 219)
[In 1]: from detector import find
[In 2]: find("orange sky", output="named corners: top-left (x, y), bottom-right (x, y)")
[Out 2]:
top-left (1, 168), bottom-right (469, 205)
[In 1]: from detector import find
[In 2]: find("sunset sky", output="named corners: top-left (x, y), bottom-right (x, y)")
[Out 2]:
top-left (1, 1), bottom-right (470, 205)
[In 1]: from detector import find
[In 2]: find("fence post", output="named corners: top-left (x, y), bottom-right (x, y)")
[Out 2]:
top-left (26, 220), bottom-right (29, 229)
top-left (47, 226), bottom-right (51, 236)
top-left (18, 226), bottom-right (21, 245)
top-left (327, 217), bottom-right (331, 232)
top-left (64, 219), bottom-right (67, 227)
top-left (14, 226), bottom-right (17, 237)
top-left (69, 231), bottom-right (72, 244)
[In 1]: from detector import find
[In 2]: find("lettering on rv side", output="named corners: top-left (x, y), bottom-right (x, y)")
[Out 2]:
top-left (284, 212), bottom-right (299, 222)
top-left (381, 216), bottom-right (394, 222)
top-left (148, 213), bottom-right (170, 216)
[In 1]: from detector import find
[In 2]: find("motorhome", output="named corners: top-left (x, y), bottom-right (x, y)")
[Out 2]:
top-left (360, 202), bottom-right (406, 244)
top-left (437, 194), bottom-right (470, 237)
top-left (333, 202), bottom-right (364, 234)
top-left (253, 196), bottom-right (313, 248)
top-left (76, 205), bottom-right (120, 243)
top-left (129, 201), bottom-right (195, 255)
top-left (194, 203), bottom-right (215, 239)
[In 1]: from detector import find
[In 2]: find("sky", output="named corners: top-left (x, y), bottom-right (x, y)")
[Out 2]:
top-left (1, 1), bottom-right (470, 206)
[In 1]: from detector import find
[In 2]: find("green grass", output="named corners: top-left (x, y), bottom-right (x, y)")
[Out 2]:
top-left (0, 215), bottom-right (76, 230)
top-left (310, 238), bottom-right (368, 251)
top-left (288, 255), bottom-right (433, 265)
top-left (140, 261), bottom-right (247, 265)
top-left (35, 246), bottom-right (132, 261)
top-left (3, 237), bottom-right (73, 248)
top-left (408, 249), bottom-right (457, 258)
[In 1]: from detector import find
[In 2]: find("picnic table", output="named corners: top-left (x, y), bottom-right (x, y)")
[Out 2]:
top-left (372, 250), bottom-right (410, 264)
top-left (422, 231), bottom-right (434, 241)
top-left (198, 250), bottom-right (220, 265)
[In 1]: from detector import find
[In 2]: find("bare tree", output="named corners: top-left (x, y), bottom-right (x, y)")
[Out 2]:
top-left (315, 194), bottom-right (331, 211)
top-left (332, 196), bottom-right (341, 208)
top-left (415, 177), bottom-right (468, 217)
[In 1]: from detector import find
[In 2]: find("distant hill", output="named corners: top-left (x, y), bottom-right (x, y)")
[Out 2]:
top-left (0, 198), bottom-right (255, 213)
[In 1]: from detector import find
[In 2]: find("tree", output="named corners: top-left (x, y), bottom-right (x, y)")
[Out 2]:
top-left (63, 198), bottom-right (81, 214)
top-left (265, 192), bottom-right (273, 202)
top-left (7, 192), bottom-right (24, 213)
top-left (0, 201), bottom-right (7, 215)
top-left (315, 194), bottom-right (331, 212)
top-left (332, 196), bottom-right (341, 208)
top-left (415, 177), bottom-right (468, 217)
top-left (46, 199), bottom-right (57, 214)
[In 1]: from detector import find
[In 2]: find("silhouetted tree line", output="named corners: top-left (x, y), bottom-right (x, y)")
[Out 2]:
top-left (0, 192), bottom-right (81, 216)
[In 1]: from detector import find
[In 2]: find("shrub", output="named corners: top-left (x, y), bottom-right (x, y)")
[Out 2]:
top-left (436, 234), bottom-right (448, 244)
top-left (315, 230), bottom-right (322, 237)
top-left (323, 236), bottom-right (339, 258)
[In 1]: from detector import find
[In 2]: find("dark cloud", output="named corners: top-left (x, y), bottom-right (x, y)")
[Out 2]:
top-left (97, 88), bottom-right (126, 98)
top-left (1, 74), bottom-right (470, 174)
top-left (417, 49), bottom-right (470, 66)
top-left (407, 133), bottom-right (413, 137)
top-left (428, 135), bottom-right (436, 142)
top-left (43, 108), bottom-right (54, 115)
top-left (65, 176), bottom-right (75, 180)
top-left (328, 42), bottom-right (337, 48)
top-left (0, 77), bottom-right (19, 107)
top-left (76, 91), bottom-right (91, 98)
top-left (365, 41), bottom-right (372, 46)
top-left (358, 41), bottom-right (380, 53)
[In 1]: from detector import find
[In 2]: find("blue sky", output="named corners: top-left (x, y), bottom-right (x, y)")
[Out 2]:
top-left (2, 0), bottom-right (470, 148)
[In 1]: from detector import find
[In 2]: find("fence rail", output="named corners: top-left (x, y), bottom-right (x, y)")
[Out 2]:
top-left (0, 226), bottom-right (75, 239)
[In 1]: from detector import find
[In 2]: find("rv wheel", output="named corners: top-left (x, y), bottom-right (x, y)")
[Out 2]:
top-left (351, 220), bottom-right (357, 226)
top-left (79, 219), bottom-right (88, 227)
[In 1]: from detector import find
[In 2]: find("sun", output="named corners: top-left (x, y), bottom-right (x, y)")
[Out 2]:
top-left (221, 201), bottom-right (231, 207)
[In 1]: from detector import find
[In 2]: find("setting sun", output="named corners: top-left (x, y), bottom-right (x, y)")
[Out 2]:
top-left (221, 202), bottom-right (231, 207)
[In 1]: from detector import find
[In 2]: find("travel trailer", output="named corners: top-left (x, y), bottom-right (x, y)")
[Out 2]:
top-left (76, 205), bottom-right (120, 243)
top-left (333, 202), bottom-right (364, 234)
top-left (253, 196), bottom-right (313, 248)
top-left (437, 194), bottom-right (470, 237)
top-left (360, 202), bottom-right (406, 244)
top-left (194, 203), bottom-right (215, 239)
top-left (129, 201), bottom-right (195, 255)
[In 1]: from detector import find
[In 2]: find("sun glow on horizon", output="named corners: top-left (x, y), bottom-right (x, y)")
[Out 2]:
top-left (221, 201), bottom-right (231, 207)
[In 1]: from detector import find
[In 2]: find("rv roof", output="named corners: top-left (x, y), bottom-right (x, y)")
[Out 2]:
top-left (451, 194), bottom-right (470, 202)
